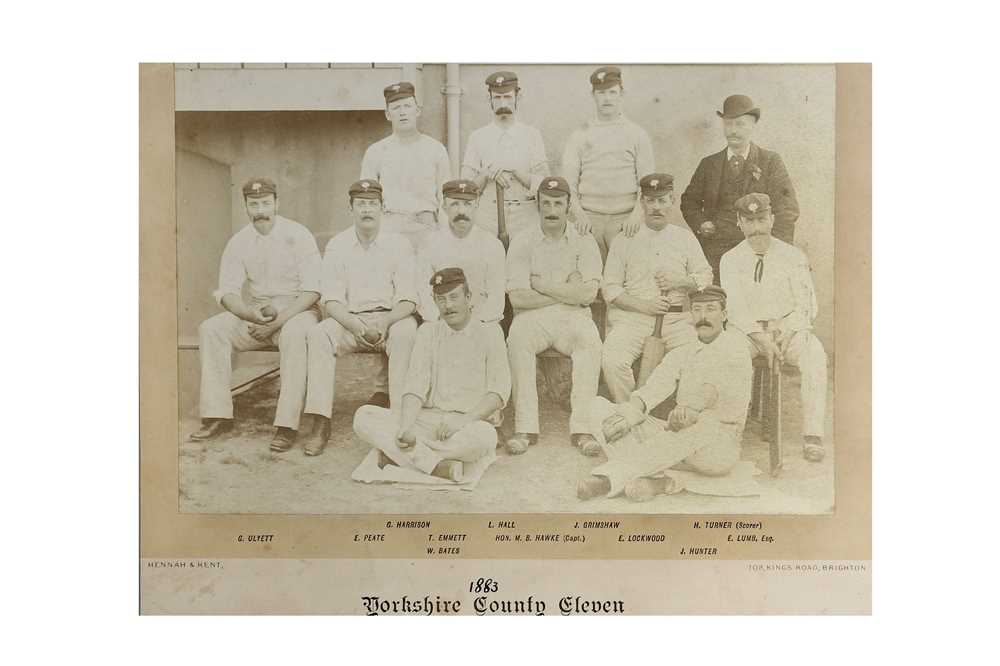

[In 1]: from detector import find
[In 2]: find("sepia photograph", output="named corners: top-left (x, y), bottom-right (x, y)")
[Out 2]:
top-left (173, 63), bottom-right (836, 515)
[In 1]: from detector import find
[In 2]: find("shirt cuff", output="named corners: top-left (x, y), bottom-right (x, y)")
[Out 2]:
top-left (212, 289), bottom-right (239, 308)
top-left (602, 284), bottom-right (625, 303)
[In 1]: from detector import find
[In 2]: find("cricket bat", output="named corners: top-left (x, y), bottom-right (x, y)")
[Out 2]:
top-left (496, 179), bottom-right (510, 251)
top-left (636, 291), bottom-right (669, 388)
top-left (769, 353), bottom-right (784, 476)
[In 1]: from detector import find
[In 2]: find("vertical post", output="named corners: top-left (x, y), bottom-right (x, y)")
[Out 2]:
top-left (443, 63), bottom-right (463, 176)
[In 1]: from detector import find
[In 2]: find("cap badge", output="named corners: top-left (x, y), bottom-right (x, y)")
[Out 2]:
top-left (434, 275), bottom-right (443, 285)
top-left (748, 202), bottom-right (759, 213)
top-left (650, 179), bottom-right (659, 188)
top-left (391, 84), bottom-right (400, 92)
top-left (548, 180), bottom-right (558, 189)
top-left (362, 182), bottom-right (370, 190)
top-left (252, 182), bottom-right (261, 192)
top-left (459, 183), bottom-right (466, 191)
top-left (496, 76), bottom-right (504, 84)
top-left (597, 72), bottom-right (606, 81)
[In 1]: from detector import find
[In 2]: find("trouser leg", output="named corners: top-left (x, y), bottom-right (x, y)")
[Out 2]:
top-left (783, 331), bottom-right (828, 438)
top-left (507, 312), bottom-right (554, 434)
top-left (198, 312), bottom-right (266, 419)
top-left (271, 310), bottom-right (319, 429)
top-left (659, 314), bottom-right (698, 353)
top-left (385, 316), bottom-right (418, 409)
top-left (304, 318), bottom-right (354, 419)
top-left (556, 316), bottom-right (602, 435)
top-left (589, 396), bottom-right (735, 496)
top-left (601, 316), bottom-right (648, 403)
top-left (354, 407), bottom-right (494, 475)
top-left (353, 405), bottom-right (420, 469)
top-left (373, 357), bottom-right (389, 394)
top-left (410, 413), bottom-right (497, 473)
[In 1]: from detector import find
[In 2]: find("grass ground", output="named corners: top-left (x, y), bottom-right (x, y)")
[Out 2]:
top-left (179, 356), bottom-right (835, 515)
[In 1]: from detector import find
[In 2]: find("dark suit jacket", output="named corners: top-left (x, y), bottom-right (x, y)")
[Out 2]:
top-left (680, 143), bottom-right (799, 243)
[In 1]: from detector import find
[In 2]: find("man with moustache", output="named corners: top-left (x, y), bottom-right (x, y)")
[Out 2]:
top-left (504, 177), bottom-right (603, 457)
top-left (562, 66), bottom-right (655, 260)
top-left (298, 180), bottom-right (418, 456)
top-left (577, 286), bottom-right (753, 503)
top-left (417, 180), bottom-right (506, 326)
top-left (353, 267), bottom-right (511, 482)
top-left (681, 94), bottom-right (799, 283)
top-left (360, 81), bottom-right (451, 253)
top-left (190, 178), bottom-right (322, 452)
top-left (720, 193), bottom-right (828, 463)
top-left (602, 173), bottom-right (714, 403)
top-left (461, 70), bottom-right (548, 243)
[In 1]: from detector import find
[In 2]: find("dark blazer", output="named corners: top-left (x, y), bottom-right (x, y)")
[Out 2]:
top-left (680, 143), bottom-right (799, 243)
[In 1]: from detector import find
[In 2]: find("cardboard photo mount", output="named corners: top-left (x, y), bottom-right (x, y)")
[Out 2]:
top-left (139, 63), bottom-right (871, 615)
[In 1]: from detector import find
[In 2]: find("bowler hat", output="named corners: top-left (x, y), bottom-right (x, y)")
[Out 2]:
top-left (717, 94), bottom-right (760, 121)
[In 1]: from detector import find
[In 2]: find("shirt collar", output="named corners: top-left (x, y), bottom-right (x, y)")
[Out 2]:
top-left (442, 317), bottom-right (476, 337)
top-left (539, 223), bottom-right (573, 244)
top-left (727, 144), bottom-right (751, 161)
top-left (351, 228), bottom-right (383, 248)
top-left (590, 113), bottom-right (625, 127)
top-left (247, 215), bottom-right (284, 240)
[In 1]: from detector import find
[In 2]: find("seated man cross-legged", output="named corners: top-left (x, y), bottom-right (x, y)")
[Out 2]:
top-left (577, 286), bottom-right (752, 502)
top-left (353, 267), bottom-right (512, 482)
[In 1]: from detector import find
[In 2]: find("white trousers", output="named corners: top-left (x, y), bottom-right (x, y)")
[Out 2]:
top-left (304, 316), bottom-right (417, 418)
top-left (589, 396), bottom-right (741, 496)
top-left (197, 309), bottom-right (319, 430)
top-left (354, 405), bottom-right (497, 475)
top-left (748, 331), bottom-right (828, 438)
top-left (474, 200), bottom-right (539, 245)
top-left (382, 211), bottom-right (438, 254)
top-left (602, 309), bottom-right (697, 403)
top-left (583, 209), bottom-right (633, 260)
top-left (507, 308), bottom-right (601, 435)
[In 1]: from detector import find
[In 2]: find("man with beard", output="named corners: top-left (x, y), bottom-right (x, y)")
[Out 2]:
top-left (361, 81), bottom-right (451, 253)
top-left (577, 286), bottom-right (752, 503)
top-left (681, 94), bottom-right (799, 283)
top-left (353, 267), bottom-right (511, 482)
top-left (504, 177), bottom-right (602, 457)
top-left (461, 70), bottom-right (548, 243)
top-left (190, 178), bottom-right (322, 453)
top-left (562, 66), bottom-right (655, 260)
top-left (720, 193), bottom-right (828, 463)
top-left (417, 180), bottom-right (506, 326)
top-left (298, 180), bottom-right (418, 456)
top-left (601, 173), bottom-right (714, 403)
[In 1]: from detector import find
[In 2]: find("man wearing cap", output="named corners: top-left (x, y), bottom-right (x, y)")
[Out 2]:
top-left (602, 173), bottom-right (714, 403)
top-left (190, 178), bottom-right (322, 452)
top-left (577, 286), bottom-right (753, 502)
top-left (720, 193), bottom-right (828, 462)
top-left (416, 180), bottom-right (506, 326)
top-left (354, 267), bottom-right (511, 482)
top-left (360, 81), bottom-right (451, 252)
top-left (461, 70), bottom-right (548, 243)
top-left (562, 65), bottom-right (655, 260)
top-left (504, 176), bottom-right (603, 456)
top-left (681, 94), bottom-right (799, 283)
top-left (299, 179), bottom-right (418, 456)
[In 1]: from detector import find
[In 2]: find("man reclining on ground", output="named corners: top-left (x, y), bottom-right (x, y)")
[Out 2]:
top-left (577, 285), bottom-right (752, 502)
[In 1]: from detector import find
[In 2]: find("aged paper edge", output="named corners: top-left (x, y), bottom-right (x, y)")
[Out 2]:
top-left (139, 65), bottom-right (870, 571)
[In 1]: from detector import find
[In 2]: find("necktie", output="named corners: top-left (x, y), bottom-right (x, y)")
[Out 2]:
top-left (730, 155), bottom-right (743, 171)
top-left (754, 254), bottom-right (764, 283)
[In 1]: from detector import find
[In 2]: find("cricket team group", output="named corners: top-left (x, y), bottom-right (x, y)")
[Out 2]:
top-left (189, 66), bottom-right (829, 503)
